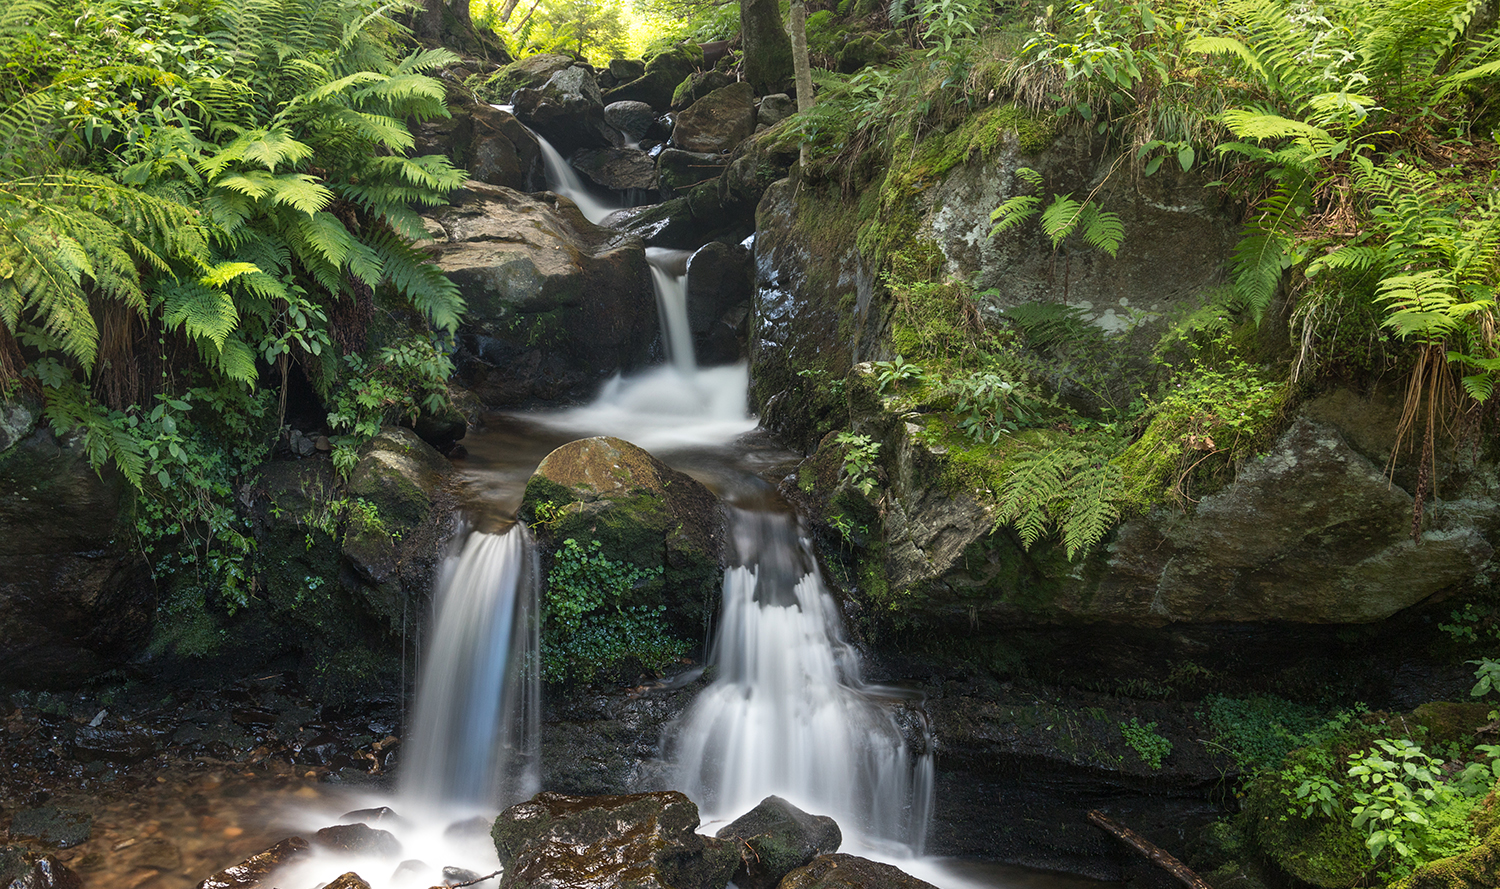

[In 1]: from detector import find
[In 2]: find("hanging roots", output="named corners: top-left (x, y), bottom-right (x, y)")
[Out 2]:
top-left (1390, 342), bottom-right (1457, 541)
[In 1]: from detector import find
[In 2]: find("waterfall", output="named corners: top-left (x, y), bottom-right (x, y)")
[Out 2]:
top-left (668, 509), bottom-right (935, 855)
top-left (529, 124), bottom-right (619, 225)
top-left (399, 525), bottom-right (541, 809)
top-left (647, 247), bottom-right (697, 376)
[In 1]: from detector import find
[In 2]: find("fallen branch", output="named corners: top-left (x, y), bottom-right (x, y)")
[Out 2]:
top-left (1087, 810), bottom-right (1210, 889)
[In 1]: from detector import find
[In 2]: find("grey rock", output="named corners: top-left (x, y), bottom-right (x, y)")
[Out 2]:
top-left (757, 92), bottom-right (796, 127)
top-left (571, 147), bottom-right (658, 191)
top-left (604, 100), bottom-right (657, 143)
top-left (512, 66), bottom-right (611, 155)
top-left (657, 148), bottom-right (727, 198)
top-left (314, 823), bottom-right (403, 857)
top-left (608, 58), bottom-right (646, 83)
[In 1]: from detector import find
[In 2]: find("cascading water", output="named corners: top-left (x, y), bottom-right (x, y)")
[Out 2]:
top-left (647, 247), bottom-right (697, 376)
top-left (398, 525), bottom-right (541, 809)
top-left (529, 122), bottom-right (619, 225)
top-left (668, 508), bottom-right (935, 855)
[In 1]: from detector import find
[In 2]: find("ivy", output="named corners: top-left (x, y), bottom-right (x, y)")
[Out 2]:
top-left (541, 538), bottom-right (684, 686)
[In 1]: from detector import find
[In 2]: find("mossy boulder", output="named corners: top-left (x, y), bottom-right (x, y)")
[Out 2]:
top-left (571, 147), bottom-right (657, 191)
top-left (717, 119), bottom-right (799, 216)
top-left (0, 422), bottom-right (152, 687)
top-left (426, 181), bottom-right (657, 405)
top-left (605, 43), bottom-right (704, 112)
top-left (670, 70), bottom-right (734, 110)
top-left (670, 82), bottom-right (756, 153)
top-left (470, 53), bottom-right (574, 104)
top-left (491, 791), bottom-right (739, 889)
top-left (739, 0), bottom-right (793, 95)
top-left (1397, 834), bottom-right (1500, 889)
top-left (522, 436), bottom-right (727, 640)
top-left (715, 796), bottom-right (842, 889)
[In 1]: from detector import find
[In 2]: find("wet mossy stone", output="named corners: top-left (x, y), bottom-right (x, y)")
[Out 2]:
top-left (715, 796), bottom-right (841, 889)
top-left (605, 43), bottom-right (704, 112)
top-left (671, 70), bottom-right (735, 110)
top-left (196, 837), bottom-right (310, 889)
top-left (347, 427), bottom-right (449, 528)
top-left (471, 53), bottom-right (574, 104)
top-left (523, 436), bottom-right (726, 640)
top-left (609, 58), bottom-right (646, 82)
top-left (313, 823), bottom-right (402, 857)
top-left (779, 853), bottom-right (940, 889)
top-left (491, 791), bottom-right (739, 889)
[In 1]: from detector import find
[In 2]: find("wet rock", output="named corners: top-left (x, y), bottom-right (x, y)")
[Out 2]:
top-left (685, 240), bottom-right (753, 365)
top-left (671, 82), bottom-right (755, 153)
top-left (340, 807), bottom-right (406, 828)
top-left (69, 721), bottom-right (160, 763)
top-left (314, 824), bottom-right (403, 857)
top-left (338, 427), bottom-right (453, 600)
top-left (757, 93), bottom-right (795, 127)
top-left (470, 54), bottom-right (573, 104)
top-left (0, 424), bottom-right (153, 686)
top-left (604, 100), bottom-right (656, 143)
top-left (658, 149), bottom-right (727, 198)
top-left (0, 397), bottom-right (37, 453)
top-left (3, 855), bottom-right (82, 889)
top-left (9, 807), bottom-right (92, 849)
top-left (571, 147), bottom-right (658, 191)
top-left (715, 796), bottom-right (842, 889)
top-left (441, 865), bottom-right (483, 884)
top-left (429, 182), bottom-right (657, 406)
top-left (194, 836), bottom-right (309, 889)
top-left (323, 873), bottom-right (371, 889)
top-left (414, 81), bottom-right (543, 193)
top-left (780, 853), bottom-right (941, 889)
top-left (605, 43), bottom-right (704, 112)
top-left (512, 66), bottom-right (612, 156)
top-left (671, 70), bottom-right (734, 110)
top-left (610, 198), bottom-right (703, 249)
top-left (523, 437), bottom-right (727, 640)
top-left (490, 791), bottom-right (738, 889)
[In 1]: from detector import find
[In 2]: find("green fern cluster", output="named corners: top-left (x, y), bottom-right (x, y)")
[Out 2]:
top-left (0, 0), bottom-right (469, 616)
top-left (988, 166), bottom-right (1125, 258)
top-left (994, 440), bottom-right (1126, 560)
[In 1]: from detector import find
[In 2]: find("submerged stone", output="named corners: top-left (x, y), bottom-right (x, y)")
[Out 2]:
top-left (491, 791), bottom-right (738, 889)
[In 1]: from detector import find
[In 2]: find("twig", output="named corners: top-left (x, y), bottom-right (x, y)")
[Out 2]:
top-left (445, 870), bottom-right (501, 888)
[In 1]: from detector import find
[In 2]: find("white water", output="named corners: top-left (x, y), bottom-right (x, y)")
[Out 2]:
top-left (647, 247), bottom-right (697, 376)
top-left (399, 527), bottom-right (540, 808)
top-left (532, 123), bottom-right (619, 225)
top-left (669, 510), bottom-right (935, 857)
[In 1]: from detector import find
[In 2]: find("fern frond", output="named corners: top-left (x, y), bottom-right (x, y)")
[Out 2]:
top-left (1079, 203), bottom-right (1124, 257)
top-left (988, 194), bottom-right (1040, 237)
top-left (1040, 194), bottom-right (1084, 249)
top-left (160, 279), bottom-right (240, 349)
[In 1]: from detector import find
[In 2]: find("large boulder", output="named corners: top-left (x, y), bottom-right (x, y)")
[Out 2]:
top-left (512, 66), bottom-right (613, 156)
top-left (685, 239), bottom-right (753, 365)
top-left (571, 147), bottom-right (658, 192)
top-left (605, 44), bottom-right (704, 113)
top-left (413, 79), bottom-right (543, 192)
top-left (717, 120), bottom-right (799, 216)
top-left (670, 82), bottom-right (756, 153)
top-left (522, 436), bottom-right (727, 639)
top-left (0, 411), bottom-right (153, 687)
top-left (780, 854), bottom-right (940, 889)
top-left (715, 797), bottom-right (842, 889)
top-left (490, 791), bottom-right (739, 889)
top-left (425, 181), bottom-right (657, 405)
top-left (470, 53), bottom-right (574, 104)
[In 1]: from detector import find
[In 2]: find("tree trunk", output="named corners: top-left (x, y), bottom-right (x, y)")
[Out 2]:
top-left (789, 0), bottom-right (814, 166)
top-left (741, 0), bottom-right (793, 94)
top-left (497, 0), bottom-right (521, 23)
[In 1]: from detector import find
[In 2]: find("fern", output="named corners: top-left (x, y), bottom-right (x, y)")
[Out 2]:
top-left (994, 443), bottom-right (1126, 560)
